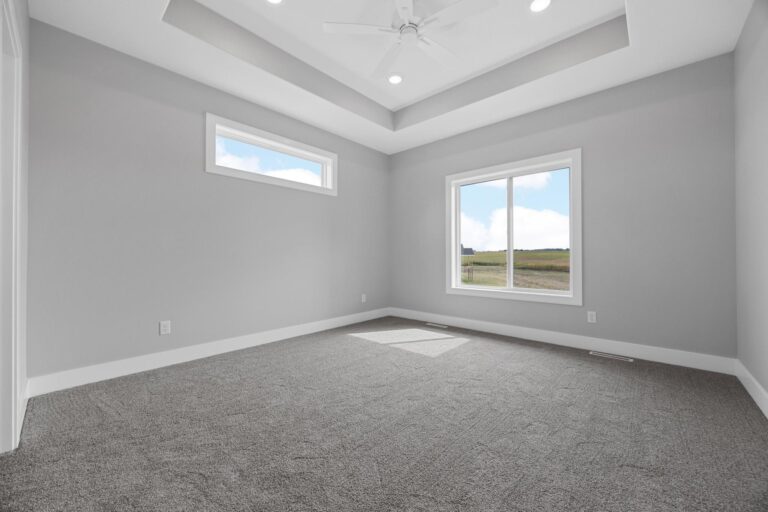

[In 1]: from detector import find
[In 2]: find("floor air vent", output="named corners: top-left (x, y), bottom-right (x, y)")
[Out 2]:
top-left (589, 351), bottom-right (634, 363)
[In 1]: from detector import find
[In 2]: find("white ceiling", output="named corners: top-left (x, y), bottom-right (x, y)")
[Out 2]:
top-left (197, 0), bottom-right (626, 110)
top-left (29, 0), bottom-right (754, 155)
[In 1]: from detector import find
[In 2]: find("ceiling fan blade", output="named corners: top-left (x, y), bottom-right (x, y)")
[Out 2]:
top-left (394, 0), bottom-right (415, 23)
top-left (417, 37), bottom-right (456, 67)
top-left (323, 22), bottom-right (398, 36)
top-left (422, 0), bottom-right (499, 30)
top-left (373, 42), bottom-right (404, 78)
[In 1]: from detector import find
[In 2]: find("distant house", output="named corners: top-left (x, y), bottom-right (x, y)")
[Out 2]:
top-left (461, 245), bottom-right (475, 256)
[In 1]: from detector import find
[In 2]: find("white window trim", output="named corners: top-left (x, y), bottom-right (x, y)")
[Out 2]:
top-left (445, 149), bottom-right (583, 306)
top-left (205, 113), bottom-right (338, 196)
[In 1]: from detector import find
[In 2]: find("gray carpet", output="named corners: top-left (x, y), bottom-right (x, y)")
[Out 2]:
top-left (1, 317), bottom-right (767, 511)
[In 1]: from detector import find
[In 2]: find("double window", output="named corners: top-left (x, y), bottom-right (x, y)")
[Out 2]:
top-left (446, 149), bottom-right (582, 305)
top-left (205, 113), bottom-right (338, 196)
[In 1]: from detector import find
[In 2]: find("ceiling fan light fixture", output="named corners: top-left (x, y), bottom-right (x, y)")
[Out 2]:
top-left (324, 0), bottom-right (497, 78)
top-left (530, 0), bottom-right (551, 13)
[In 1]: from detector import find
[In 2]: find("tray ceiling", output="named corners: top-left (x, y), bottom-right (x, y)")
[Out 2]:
top-left (197, 0), bottom-right (626, 110)
top-left (29, 0), bottom-right (754, 154)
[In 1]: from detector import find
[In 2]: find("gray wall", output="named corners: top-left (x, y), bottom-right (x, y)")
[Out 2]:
top-left (735, 0), bottom-right (768, 388)
top-left (29, 20), bottom-right (742, 378)
top-left (389, 55), bottom-right (737, 357)
top-left (28, 22), bottom-right (390, 377)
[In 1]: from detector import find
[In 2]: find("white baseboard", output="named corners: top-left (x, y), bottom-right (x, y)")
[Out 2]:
top-left (28, 306), bottom-right (766, 422)
top-left (734, 361), bottom-right (768, 420)
top-left (386, 307), bottom-right (737, 375)
top-left (27, 308), bottom-right (390, 397)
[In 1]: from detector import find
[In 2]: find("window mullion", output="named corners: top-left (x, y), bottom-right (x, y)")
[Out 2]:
top-left (507, 176), bottom-right (514, 291)
top-left (455, 185), bottom-right (462, 287)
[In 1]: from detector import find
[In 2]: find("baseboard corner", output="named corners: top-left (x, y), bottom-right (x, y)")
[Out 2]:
top-left (735, 360), bottom-right (768, 420)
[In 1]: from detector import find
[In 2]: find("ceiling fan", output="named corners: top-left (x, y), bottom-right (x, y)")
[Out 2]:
top-left (323, 0), bottom-right (500, 79)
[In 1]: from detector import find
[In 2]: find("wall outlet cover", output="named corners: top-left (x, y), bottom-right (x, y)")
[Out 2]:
top-left (159, 320), bottom-right (172, 335)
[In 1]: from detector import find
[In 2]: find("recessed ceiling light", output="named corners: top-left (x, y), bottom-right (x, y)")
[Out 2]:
top-left (530, 0), bottom-right (551, 13)
top-left (266, 0), bottom-right (283, 4)
top-left (388, 74), bottom-right (403, 85)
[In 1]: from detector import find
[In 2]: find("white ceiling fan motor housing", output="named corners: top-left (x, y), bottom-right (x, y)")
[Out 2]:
top-left (400, 24), bottom-right (419, 45)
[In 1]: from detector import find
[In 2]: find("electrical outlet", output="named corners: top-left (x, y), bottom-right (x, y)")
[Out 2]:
top-left (159, 320), bottom-right (172, 335)
top-left (361, 293), bottom-right (367, 304)
top-left (587, 311), bottom-right (597, 324)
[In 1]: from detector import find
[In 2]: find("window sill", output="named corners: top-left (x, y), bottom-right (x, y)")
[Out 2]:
top-left (447, 285), bottom-right (583, 306)
top-left (206, 164), bottom-right (338, 196)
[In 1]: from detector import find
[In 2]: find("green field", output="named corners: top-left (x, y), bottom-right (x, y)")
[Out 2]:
top-left (461, 250), bottom-right (570, 290)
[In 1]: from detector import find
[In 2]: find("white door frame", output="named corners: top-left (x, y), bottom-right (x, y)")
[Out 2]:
top-left (0, 0), bottom-right (25, 453)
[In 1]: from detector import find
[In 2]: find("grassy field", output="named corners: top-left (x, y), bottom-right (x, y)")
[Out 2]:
top-left (461, 250), bottom-right (570, 290)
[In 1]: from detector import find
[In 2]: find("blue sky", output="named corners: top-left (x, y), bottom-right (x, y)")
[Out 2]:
top-left (460, 168), bottom-right (570, 251)
top-left (513, 168), bottom-right (570, 215)
top-left (216, 135), bottom-right (322, 186)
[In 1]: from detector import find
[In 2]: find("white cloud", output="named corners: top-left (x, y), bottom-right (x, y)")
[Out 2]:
top-left (514, 173), bottom-right (551, 190)
top-left (512, 206), bottom-right (569, 250)
top-left (216, 142), bottom-right (321, 186)
top-left (216, 141), bottom-right (261, 173)
top-left (474, 173), bottom-right (551, 190)
top-left (461, 206), bottom-right (569, 251)
top-left (461, 208), bottom-right (507, 251)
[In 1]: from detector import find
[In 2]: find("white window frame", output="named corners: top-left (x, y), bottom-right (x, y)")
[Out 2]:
top-left (445, 149), bottom-right (582, 306)
top-left (205, 113), bottom-right (338, 196)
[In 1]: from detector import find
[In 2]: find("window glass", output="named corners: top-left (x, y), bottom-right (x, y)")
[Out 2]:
top-left (216, 135), bottom-right (324, 187)
top-left (512, 168), bottom-right (571, 291)
top-left (459, 179), bottom-right (507, 288)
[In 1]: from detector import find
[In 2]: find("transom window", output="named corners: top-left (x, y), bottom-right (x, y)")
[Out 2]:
top-left (205, 113), bottom-right (338, 196)
top-left (446, 149), bottom-right (582, 305)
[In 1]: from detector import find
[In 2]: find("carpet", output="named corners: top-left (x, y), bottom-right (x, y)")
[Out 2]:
top-left (1, 317), bottom-right (767, 511)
